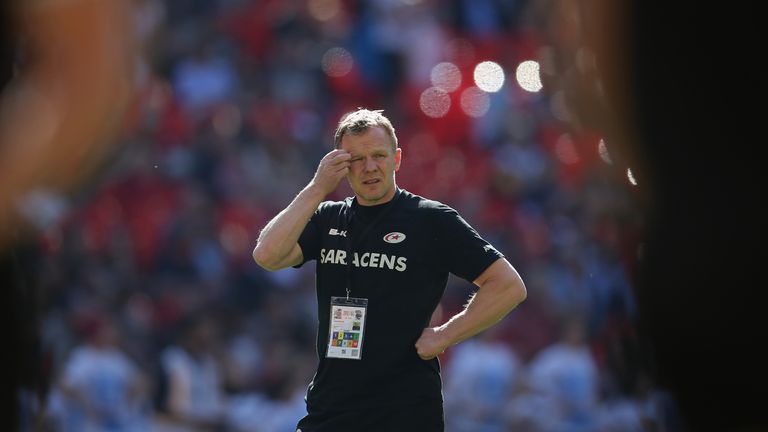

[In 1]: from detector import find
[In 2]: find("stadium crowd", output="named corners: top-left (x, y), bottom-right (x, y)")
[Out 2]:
top-left (17, 0), bottom-right (682, 431)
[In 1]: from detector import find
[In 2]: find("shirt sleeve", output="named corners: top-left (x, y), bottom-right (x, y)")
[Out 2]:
top-left (434, 206), bottom-right (503, 282)
top-left (294, 204), bottom-right (324, 267)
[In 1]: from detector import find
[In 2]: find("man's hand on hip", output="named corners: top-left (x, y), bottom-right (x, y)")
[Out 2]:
top-left (415, 327), bottom-right (450, 360)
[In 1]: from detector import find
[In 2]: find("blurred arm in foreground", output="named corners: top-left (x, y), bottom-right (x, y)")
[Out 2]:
top-left (0, 0), bottom-right (136, 248)
top-left (1, 1), bottom-right (137, 430)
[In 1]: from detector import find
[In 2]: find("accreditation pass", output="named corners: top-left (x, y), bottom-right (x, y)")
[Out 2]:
top-left (326, 296), bottom-right (368, 360)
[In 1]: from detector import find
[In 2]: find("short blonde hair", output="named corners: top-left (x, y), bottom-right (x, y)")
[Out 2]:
top-left (333, 108), bottom-right (398, 150)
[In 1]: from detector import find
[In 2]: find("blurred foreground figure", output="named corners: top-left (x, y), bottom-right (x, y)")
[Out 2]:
top-left (1, 0), bottom-right (136, 429)
top-left (0, 0), bottom-right (135, 246)
top-left (544, 1), bottom-right (763, 431)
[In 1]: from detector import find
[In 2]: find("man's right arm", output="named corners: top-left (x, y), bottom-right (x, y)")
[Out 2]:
top-left (252, 149), bottom-right (350, 271)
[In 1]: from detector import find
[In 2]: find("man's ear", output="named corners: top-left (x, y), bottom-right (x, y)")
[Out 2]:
top-left (394, 148), bottom-right (402, 172)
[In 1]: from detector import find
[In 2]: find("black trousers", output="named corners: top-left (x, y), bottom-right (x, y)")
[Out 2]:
top-left (296, 398), bottom-right (444, 432)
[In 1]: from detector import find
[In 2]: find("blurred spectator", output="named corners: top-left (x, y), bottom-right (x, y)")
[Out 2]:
top-left (225, 343), bottom-right (312, 432)
top-left (443, 326), bottom-right (522, 432)
top-left (172, 40), bottom-right (237, 117)
top-left (595, 372), bottom-right (682, 432)
top-left (51, 314), bottom-right (150, 431)
top-left (524, 313), bottom-right (599, 432)
top-left (155, 311), bottom-right (226, 431)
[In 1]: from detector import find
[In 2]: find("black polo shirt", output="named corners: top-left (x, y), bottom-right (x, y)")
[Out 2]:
top-left (296, 188), bottom-right (503, 412)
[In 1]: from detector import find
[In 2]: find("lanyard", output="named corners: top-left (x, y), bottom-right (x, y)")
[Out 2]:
top-left (344, 189), bottom-right (402, 299)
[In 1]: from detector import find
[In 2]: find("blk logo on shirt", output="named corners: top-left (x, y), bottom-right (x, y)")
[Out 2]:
top-left (328, 228), bottom-right (347, 237)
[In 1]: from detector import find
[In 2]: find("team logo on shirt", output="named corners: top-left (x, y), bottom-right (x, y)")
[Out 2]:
top-left (383, 232), bottom-right (406, 244)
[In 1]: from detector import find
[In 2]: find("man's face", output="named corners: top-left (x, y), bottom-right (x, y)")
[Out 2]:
top-left (339, 126), bottom-right (401, 206)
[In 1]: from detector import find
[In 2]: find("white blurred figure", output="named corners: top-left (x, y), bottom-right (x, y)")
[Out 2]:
top-left (172, 41), bottom-right (237, 117)
top-left (155, 312), bottom-right (226, 432)
top-left (227, 391), bottom-right (306, 432)
top-left (53, 315), bottom-right (150, 432)
top-left (524, 314), bottom-right (599, 432)
top-left (596, 373), bottom-right (682, 432)
top-left (596, 398), bottom-right (645, 432)
top-left (444, 326), bottom-right (521, 432)
top-left (225, 342), bottom-right (314, 432)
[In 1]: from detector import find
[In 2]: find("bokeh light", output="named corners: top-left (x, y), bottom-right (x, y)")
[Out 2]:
top-left (321, 47), bottom-right (354, 77)
top-left (627, 168), bottom-right (638, 185)
top-left (430, 62), bottom-right (462, 92)
top-left (473, 61), bottom-right (505, 93)
top-left (515, 60), bottom-right (543, 92)
top-left (460, 87), bottom-right (490, 118)
top-left (598, 138), bottom-right (613, 164)
top-left (419, 87), bottom-right (451, 118)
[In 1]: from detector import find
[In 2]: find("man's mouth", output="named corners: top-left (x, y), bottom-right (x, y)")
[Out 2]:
top-left (362, 179), bottom-right (380, 185)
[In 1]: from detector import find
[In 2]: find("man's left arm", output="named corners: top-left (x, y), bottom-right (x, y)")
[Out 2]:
top-left (415, 258), bottom-right (526, 360)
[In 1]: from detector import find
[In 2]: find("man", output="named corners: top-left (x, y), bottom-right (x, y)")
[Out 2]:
top-left (253, 108), bottom-right (526, 431)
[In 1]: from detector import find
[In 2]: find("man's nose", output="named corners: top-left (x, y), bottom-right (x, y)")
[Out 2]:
top-left (364, 157), bottom-right (377, 171)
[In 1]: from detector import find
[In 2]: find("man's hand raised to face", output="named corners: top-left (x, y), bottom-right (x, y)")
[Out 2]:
top-left (311, 149), bottom-right (351, 196)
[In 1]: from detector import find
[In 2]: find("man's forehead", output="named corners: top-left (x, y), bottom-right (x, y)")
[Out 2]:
top-left (340, 127), bottom-right (391, 150)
